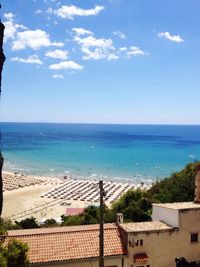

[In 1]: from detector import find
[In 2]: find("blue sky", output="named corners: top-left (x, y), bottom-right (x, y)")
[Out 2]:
top-left (1, 0), bottom-right (200, 124)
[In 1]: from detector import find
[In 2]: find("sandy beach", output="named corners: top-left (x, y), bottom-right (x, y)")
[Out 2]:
top-left (2, 171), bottom-right (142, 222)
top-left (2, 171), bottom-right (67, 221)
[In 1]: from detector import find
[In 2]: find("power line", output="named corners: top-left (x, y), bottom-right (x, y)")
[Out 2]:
top-left (38, 233), bottom-right (99, 259)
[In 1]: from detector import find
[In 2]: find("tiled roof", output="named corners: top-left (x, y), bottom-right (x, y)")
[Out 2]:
top-left (120, 221), bottom-right (173, 233)
top-left (66, 208), bottom-right (84, 216)
top-left (133, 253), bottom-right (149, 263)
top-left (6, 224), bottom-right (127, 264)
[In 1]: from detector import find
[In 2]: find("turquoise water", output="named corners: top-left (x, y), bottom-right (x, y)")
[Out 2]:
top-left (1, 123), bottom-right (200, 185)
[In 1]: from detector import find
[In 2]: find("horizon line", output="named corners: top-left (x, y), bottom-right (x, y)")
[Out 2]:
top-left (1, 121), bottom-right (200, 126)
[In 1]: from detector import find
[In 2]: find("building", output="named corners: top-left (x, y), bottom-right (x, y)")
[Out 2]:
top-left (65, 208), bottom-right (84, 216)
top-left (118, 202), bottom-right (200, 267)
top-left (5, 171), bottom-right (200, 266)
top-left (6, 223), bottom-right (127, 267)
top-left (115, 169), bottom-right (200, 267)
top-left (6, 202), bottom-right (200, 267)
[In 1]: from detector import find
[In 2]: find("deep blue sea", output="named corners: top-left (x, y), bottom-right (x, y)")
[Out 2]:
top-left (1, 123), bottom-right (200, 185)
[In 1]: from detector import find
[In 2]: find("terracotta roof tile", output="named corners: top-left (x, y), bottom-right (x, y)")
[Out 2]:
top-left (133, 253), bottom-right (149, 263)
top-left (66, 208), bottom-right (84, 216)
top-left (6, 224), bottom-right (127, 264)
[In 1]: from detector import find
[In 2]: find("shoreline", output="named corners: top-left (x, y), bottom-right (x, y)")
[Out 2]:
top-left (3, 166), bottom-right (156, 186)
top-left (2, 171), bottom-right (150, 222)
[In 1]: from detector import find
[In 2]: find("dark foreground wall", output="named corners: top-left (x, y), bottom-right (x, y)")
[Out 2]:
top-left (0, 21), bottom-right (6, 216)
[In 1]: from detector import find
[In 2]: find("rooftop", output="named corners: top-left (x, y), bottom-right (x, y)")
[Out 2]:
top-left (120, 221), bottom-right (173, 233)
top-left (6, 224), bottom-right (127, 264)
top-left (66, 207), bottom-right (84, 216)
top-left (153, 202), bottom-right (200, 210)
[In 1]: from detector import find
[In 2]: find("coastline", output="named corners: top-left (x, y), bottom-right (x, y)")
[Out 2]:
top-left (2, 171), bottom-right (65, 221)
top-left (3, 164), bottom-right (155, 185)
top-left (2, 171), bottom-right (149, 222)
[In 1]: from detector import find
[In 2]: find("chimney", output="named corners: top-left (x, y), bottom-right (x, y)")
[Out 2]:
top-left (116, 213), bottom-right (123, 225)
top-left (194, 167), bottom-right (200, 203)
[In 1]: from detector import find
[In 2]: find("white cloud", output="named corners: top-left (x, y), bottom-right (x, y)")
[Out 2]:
top-left (12, 29), bottom-right (64, 50)
top-left (52, 74), bottom-right (64, 79)
top-left (74, 32), bottom-right (117, 61)
top-left (113, 31), bottom-right (126, 39)
top-left (81, 46), bottom-right (118, 61)
top-left (35, 9), bottom-right (42, 14)
top-left (119, 47), bottom-right (128, 52)
top-left (4, 21), bottom-right (17, 42)
top-left (45, 49), bottom-right (68, 59)
top-left (54, 5), bottom-right (104, 20)
top-left (4, 12), bottom-right (15, 21)
top-left (47, 8), bottom-right (53, 14)
top-left (72, 28), bottom-right (145, 61)
top-left (72, 28), bottom-right (93, 36)
top-left (158, 32), bottom-right (184, 43)
top-left (4, 12), bottom-right (27, 42)
top-left (11, 55), bottom-right (43, 64)
top-left (49, 61), bottom-right (83, 70)
top-left (107, 53), bottom-right (119, 60)
top-left (75, 35), bottom-right (114, 49)
top-left (126, 46), bottom-right (145, 57)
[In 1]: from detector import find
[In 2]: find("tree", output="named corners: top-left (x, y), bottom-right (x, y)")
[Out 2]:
top-left (0, 232), bottom-right (29, 266)
top-left (82, 205), bottom-right (99, 225)
top-left (7, 239), bottom-right (29, 267)
top-left (149, 162), bottom-right (199, 203)
top-left (0, 243), bottom-right (7, 267)
top-left (110, 189), bottom-right (152, 222)
top-left (0, 218), bottom-right (20, 233)
top-left (61, 214), bottom-right (84, 226)
top-left (15, 217), bottom-right (39, 229)
top-left (0, 9), bottom-right (6, 218)
top-left (44, 218), bottom-right (58, 227)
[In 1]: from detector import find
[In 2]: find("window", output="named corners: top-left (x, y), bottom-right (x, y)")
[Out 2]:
top-left (191, 233), bottom-right (198, 243)
top-left (129, 238), bottom-right (143, 247)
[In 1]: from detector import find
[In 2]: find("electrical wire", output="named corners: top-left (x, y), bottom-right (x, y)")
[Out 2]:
top-left (40, 233), bottom-right (99, 259)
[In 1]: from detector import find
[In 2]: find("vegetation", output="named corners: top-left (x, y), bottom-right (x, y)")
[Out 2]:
top-left (0, 239), bottom-right (29, 267)
top-left (148, 161), bottom-right (199, 203)
top-left (43, 218), bottom-right (59, 227)
top-left (15, 217), bottom-right (39, 229)
top-left (0, 218), bottom-right (29, 266)
top-left (0, 162), bottom-right (199, 230)
top-left (6, 239), bottom-right (29, 267)
top-left (0, 162), bottom-right (198, 266)
top-left (111, 189), bottom-right (152, 222)
top-left (0, 244), bottom-right (7, 267)
top-left (109, 161), bottom-right (199, 222)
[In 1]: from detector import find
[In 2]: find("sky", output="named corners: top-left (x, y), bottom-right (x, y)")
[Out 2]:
top-left (1, 0), bottom-right (200, 124)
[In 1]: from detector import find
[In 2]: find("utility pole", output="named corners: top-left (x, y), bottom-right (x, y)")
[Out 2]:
top-left (99, 180), bottom-right (104, 267)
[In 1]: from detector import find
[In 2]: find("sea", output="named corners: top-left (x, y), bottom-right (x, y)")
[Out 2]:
top-left (1, 122), bottom-right (200, 185)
